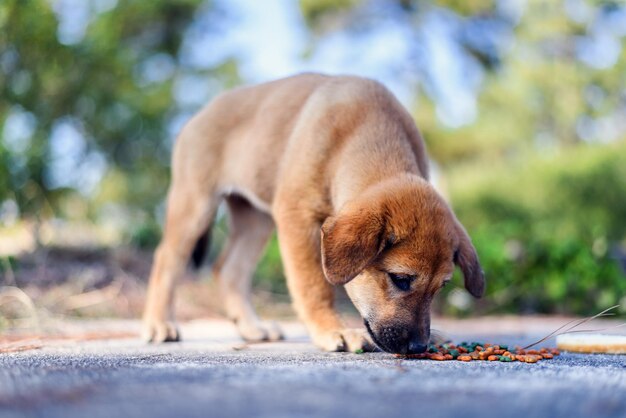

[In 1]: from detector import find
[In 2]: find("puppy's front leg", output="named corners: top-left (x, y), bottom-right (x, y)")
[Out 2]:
top-left (275, 211), bottom-right (373, 352)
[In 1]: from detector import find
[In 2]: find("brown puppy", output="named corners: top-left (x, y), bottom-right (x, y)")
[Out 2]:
top-left (142, 73), bottom-right (484, 354)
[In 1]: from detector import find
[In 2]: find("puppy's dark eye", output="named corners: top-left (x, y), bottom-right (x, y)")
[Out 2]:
top-left (388, 273), bottom-right (415, 291)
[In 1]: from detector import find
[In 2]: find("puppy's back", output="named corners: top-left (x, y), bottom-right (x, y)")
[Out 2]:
top-left (172, 73), bottom-right (428, 207)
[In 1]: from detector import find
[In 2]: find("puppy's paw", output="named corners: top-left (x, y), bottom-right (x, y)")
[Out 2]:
top-left (237, 319), bottom-right (284, 342)
top-left (312, 328), bottom-right (375, 352)
top-left (142, 320), bottom-right (180, 343)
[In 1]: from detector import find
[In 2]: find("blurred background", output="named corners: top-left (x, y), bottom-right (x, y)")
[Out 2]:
top-left (1, 0), bottom-right (625, 332)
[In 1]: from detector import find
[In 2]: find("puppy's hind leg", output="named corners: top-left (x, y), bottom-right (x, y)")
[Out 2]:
top-left (142, 181), bottom-right (219, 343)
top-left (213, 195), bottom-right (283, 342)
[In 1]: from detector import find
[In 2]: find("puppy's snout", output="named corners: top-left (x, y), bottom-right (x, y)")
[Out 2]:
top-left (365, 318), bottom-right (433, 354)
top-left (407, 341), bottom-right (427, 354)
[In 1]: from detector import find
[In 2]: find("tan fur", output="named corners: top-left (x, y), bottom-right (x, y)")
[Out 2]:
top-left (142, 73), bottom-right (484, 353)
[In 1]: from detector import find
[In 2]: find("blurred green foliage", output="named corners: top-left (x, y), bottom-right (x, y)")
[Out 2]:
top-left (254, 235), bottom-right (288, 294)
top-left (0, 256), bottom-right (17, 274)
top-left (440, 141), bottom-right (626, 315)
top-left (0, 0), bottom-right (239, 224)
top-left (299, 0), bottom-right (362, 29)
top-left (129, 219), bottom-right (163, 251)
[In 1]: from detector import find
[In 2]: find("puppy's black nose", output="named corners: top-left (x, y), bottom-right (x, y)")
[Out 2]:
top-left (407, 342), bottom-right (427, 354)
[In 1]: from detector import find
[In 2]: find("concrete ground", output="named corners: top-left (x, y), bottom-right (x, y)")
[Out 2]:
top-left (0, 318), bottom-right (625, 418)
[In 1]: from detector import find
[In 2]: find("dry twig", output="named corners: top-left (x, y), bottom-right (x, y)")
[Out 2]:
top-left (523, 305), bottom-right (622, 350)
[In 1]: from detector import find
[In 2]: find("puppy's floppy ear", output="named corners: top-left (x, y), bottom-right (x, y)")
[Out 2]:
top-left (321, 207), bottom-right (385, 285)
top-left (454, 222), bottom-right (485, 298)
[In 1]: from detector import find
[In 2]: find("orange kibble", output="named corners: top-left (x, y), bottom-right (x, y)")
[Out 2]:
top-left (401, 343), bottom-right (559, 363)
top-left (396, 353), bottom-right (428, 359)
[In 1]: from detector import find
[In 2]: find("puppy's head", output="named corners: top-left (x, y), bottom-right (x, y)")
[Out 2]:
top-left (321, 175), bottom-right (484, 354)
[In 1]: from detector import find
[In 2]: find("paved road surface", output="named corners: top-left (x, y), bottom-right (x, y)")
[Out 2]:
top-left (1, 319), bottom-right (625, 418)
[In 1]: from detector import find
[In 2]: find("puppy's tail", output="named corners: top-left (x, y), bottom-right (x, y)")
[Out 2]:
top-left (190, 226), bottom-right (212, 269)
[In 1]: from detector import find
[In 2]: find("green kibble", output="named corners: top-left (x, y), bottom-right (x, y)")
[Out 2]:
top-left (428, 345), bottom-right (438, 353)
top-left (448, 349), bottom-right (459, 358)
top-left (354, 349), bottom-right (364, 354)
top-left (499, 356), bottom-right (512, 362)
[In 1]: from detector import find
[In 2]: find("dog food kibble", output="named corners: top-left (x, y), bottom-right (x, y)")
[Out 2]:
top-left (395, 342), bottom-right (560, 364)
